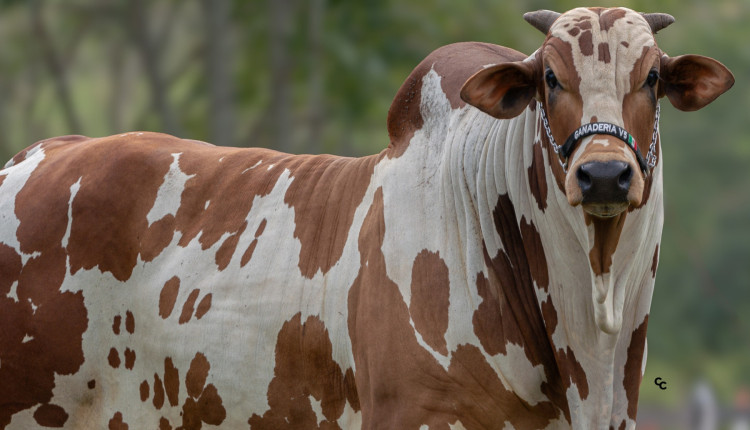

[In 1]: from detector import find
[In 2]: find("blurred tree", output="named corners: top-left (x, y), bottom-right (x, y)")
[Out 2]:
top-left (268, 0), bottom-right (295, 152)
top-left (29, 0), bottom-right (82, 134)
top-left (126, 0), bottom-right (184, 136)
top-left (201, 0), bottom-right (236, 148)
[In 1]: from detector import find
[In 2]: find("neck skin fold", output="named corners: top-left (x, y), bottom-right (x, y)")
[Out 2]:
top-left (446, 102), bottom-right (663, 427)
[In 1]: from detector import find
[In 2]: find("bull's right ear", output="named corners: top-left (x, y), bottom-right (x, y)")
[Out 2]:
top-left (460, 61), bottom-right (539, 119)
top-left (660, 54), bottom-right (734, 111)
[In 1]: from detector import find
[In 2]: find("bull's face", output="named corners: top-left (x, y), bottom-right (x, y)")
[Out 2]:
top-left (461, 7), bottom-right (734, 218)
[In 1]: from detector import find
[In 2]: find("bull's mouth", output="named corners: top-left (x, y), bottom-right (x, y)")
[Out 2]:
top-left (582, 202), bottom-right (629, 218)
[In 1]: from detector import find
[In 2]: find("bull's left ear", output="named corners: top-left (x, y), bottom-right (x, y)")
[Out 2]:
top-left (660, 54), bottom-right (734, 111)
top-left (461, 61), bottom-right (539, 119)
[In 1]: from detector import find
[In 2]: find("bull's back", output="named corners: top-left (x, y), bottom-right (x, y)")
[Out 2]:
top-left (0, 132), bottom-right (374, 428)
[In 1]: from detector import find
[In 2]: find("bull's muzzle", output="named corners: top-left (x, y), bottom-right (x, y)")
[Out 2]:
top-left (576, 160), bottom-right (633, 217)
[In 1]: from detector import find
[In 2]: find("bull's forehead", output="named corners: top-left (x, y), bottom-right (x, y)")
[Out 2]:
top-left (547, 7), bottom-right (656, 125)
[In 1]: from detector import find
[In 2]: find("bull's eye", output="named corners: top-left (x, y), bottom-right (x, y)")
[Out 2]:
top-left (645, 70), bottom-right (659, 88)
top-left (545, 68), bottom-right (559, 90)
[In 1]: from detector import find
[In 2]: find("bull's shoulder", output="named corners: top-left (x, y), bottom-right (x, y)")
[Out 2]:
top-left (386, 42), bottom-right (526, 157)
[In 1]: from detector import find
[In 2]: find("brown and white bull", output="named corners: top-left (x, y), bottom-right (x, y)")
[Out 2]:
top-left (0, 7), bottom-right (733, 430)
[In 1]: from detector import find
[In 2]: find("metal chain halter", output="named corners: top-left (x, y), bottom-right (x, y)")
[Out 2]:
top-left (537, 101), bottom-right (660, 173)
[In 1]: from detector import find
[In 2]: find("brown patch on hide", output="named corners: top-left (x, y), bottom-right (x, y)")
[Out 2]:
top-left (520, 218), bottom-right (549, 290)
top-left (14, 134), bottom-right (173, 282)
top-left (598, 43), bottom-right (611, 63)
top-left (180, 352), bottom-right (226, 429)
top-left (409, 250), bottom-right (450, 355)
top-left (159, 276), bottom-right (180, 319)
top-left (164, 357), bottom-right (180, 407)
top-left (240, 219), bottom-right (266, 268)
top-left (108, 348), bottom-right (121, 368)
top-left (185, 353), bottom-right (210, 399)
top-left (112, 315), bottom-right (121, 335)
top-left (195, 294), bottom-right (212, 320)
top-left (33, 403), bottom-right (68, 427)
top-left (124, 348), bottom-right (136, 370)
top-left (125, 310), bottom-right (134, 334)
top-left (179, 289), bottom-right (200, 324)
top-left (108, 411), bottom-right (128, 430)
top-left (528, 140), bottom-right (549, 212)
top-left (347, 188), bottom-right (563, 428)
top-left (575, 20), bottom-right (592, 30)
top-left (140, 380), bottom-right (150, 402)
top-left (473, 272), bottom-right (520, 355)
top-left (215, 222), bottom-right (246, 271)
top-left (248, 313), bottom-right (359, 429)
top-left (624, 316), bottom-right (648, 419)
top-left (579, 30), bottom-right (594, 56)
top-left (159, 417), bottom-right (172, 430)
top-left (588, 213), bottom-right (627, 276)
top-left (282, 154), bottom-right (378, 279)
top-left (141, 215), bottom-right (176, 262)
top-left (153, 374), bottom-right (165, 409)
top-left (255, 218), bottom-right (267, 237)
top-left (555, 347), bottom-right (589, 399)
top-left (599, 8), bottom-right (628, 31)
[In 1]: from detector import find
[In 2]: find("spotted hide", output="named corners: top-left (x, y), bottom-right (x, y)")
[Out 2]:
top-left (0, 7), bottom-right (734, 430)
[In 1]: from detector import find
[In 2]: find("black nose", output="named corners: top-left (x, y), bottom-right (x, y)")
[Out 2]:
top-left (577, 161), bottom-right (632, 203)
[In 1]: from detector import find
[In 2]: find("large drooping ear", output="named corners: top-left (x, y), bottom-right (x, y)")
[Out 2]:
top-left (460, 61), bottom-right (539, 119)
top-left (660, 54), bottom-right (734, 111)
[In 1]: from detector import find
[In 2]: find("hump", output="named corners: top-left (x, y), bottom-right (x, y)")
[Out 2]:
top-left (386, 42), bottom-right (527, 157)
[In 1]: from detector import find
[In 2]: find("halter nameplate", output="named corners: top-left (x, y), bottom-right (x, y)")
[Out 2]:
top-left (560, 122), bottom-right (649, 172)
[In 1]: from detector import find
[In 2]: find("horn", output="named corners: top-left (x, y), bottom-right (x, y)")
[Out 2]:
top-left (524, 10), bottom-right (561, 35)
top-left (641, 13), bottom-right (675, 33)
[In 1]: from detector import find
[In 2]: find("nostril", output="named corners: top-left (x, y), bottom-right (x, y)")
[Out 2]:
top-left (577, 166), bottom-right (592, 192)
top-left (618, 165), bottom-right (633, 190)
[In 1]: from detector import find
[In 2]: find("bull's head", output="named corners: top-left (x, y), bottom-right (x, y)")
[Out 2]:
top-left (460, 7), bottom-right (733, 218)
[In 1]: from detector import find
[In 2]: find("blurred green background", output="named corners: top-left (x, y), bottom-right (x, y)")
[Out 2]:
top-left (0, 0), bottom-right (747, 424)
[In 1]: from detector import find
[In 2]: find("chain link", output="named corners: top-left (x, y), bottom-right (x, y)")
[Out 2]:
top-left (537, 102), bottom-right (561, 154)
top-left (646, 103), bottom-right (660, 169)
top-left (537, 102), bottom-right (568, 171)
